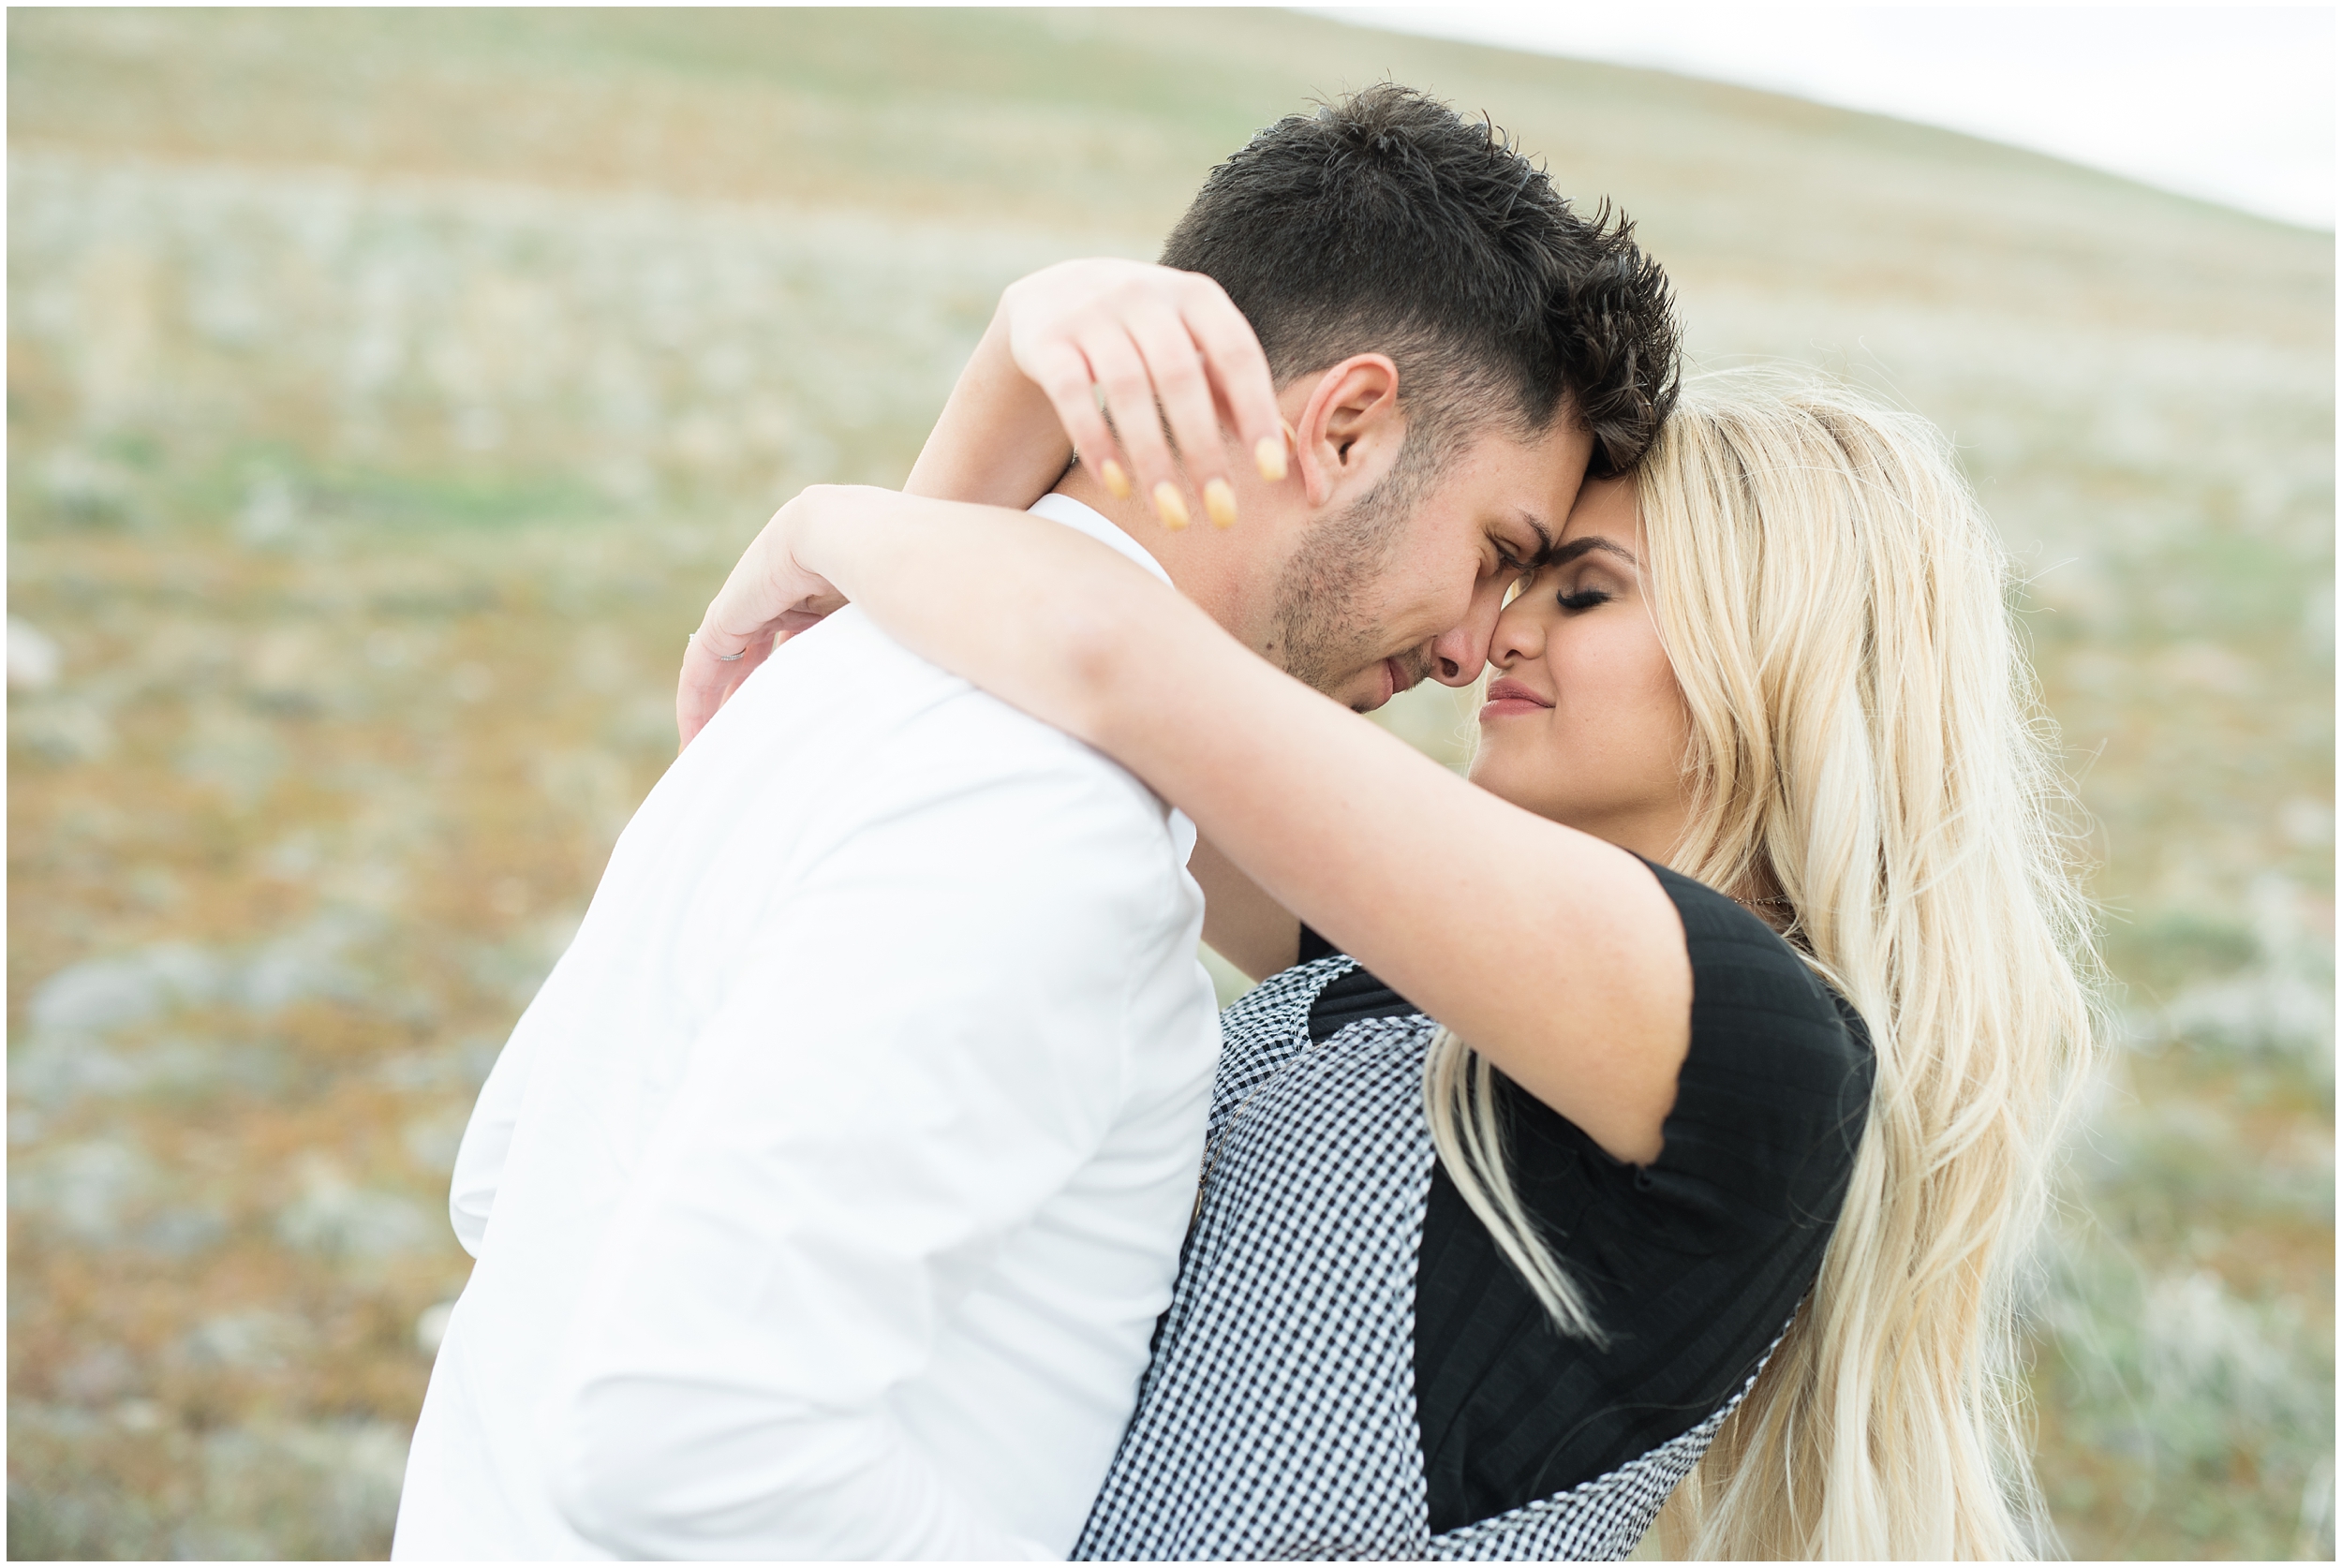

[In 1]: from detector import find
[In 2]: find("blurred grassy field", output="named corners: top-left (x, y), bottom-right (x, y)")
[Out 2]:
top-left (7, 7), bottom-right (2331, 1560)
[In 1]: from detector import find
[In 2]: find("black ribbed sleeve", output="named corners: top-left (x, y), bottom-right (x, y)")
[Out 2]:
top-left (1301, 863), bottom-right (1874, 1532)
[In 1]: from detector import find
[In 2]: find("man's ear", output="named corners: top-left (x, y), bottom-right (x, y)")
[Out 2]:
top-left (1292, 355), bottom-right (1401, 510)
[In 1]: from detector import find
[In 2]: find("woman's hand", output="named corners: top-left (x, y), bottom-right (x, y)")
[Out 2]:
top-left (994, 259), bottom-right (1288, 529)
top-left (676, 486), bottom-right (871, 748)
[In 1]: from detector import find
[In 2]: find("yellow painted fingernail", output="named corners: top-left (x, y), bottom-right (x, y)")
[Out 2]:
top-left (1203, 478), bottom-right (1238, 528)
top-left (1254, 436), bottom-right (1287, 483)
top-left (1152, 481), bottom-right (1190, 530)
top-left (1101, 460), bottom-right (1133, 500)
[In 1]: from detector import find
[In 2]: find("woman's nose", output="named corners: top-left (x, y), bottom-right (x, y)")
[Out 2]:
top-left (1490, 598), bottom-right (1545, 666)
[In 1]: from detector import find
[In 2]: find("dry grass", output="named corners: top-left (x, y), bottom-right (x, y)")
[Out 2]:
top-left (7, 7), bottom-right (2331, 1559)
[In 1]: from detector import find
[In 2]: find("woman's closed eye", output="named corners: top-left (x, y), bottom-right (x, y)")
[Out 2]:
top-left (1557, 586), bottom-right (1614, 613)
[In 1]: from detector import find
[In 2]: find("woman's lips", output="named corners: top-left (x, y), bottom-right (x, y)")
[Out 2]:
top-left (1479, 677), bottom-right (1553, 720)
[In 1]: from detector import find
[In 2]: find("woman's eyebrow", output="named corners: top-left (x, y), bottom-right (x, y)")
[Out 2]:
top-left (1551, 536), bottom-right (1638, 567)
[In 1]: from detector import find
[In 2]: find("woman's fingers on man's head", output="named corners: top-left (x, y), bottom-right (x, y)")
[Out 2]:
top-left (1011, 260), bottom-right (1282, 528)
top-left (1177, 275), bottom-right (1284, 485)
top-left (1083, 322), bottom-right (1192, 529)
top-left (1124, 301), bottom-right (1237, 527)
top-left (1027, 337), bottom-right (1131, 499)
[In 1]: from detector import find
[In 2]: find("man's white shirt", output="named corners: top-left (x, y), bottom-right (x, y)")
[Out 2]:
top-left (393, 495), bottom-right (1223, 1560)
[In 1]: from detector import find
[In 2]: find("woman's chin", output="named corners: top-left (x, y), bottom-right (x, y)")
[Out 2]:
top-left (1469, 756), bottom-right (1595, 833)
top-left (1466, 754), bottom-right (1539, 811)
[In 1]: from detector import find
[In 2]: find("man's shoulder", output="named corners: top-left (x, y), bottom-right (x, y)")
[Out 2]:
top-left (701, 609), bottom-right (1176, 836)
top-left (705, 610), bottom-right (1050, 747)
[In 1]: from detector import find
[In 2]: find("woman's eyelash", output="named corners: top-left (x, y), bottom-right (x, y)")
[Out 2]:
top-left (1557, 587), bottom-right (1613, 612)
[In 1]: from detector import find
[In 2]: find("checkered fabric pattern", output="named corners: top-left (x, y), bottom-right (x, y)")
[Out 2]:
top-left (1075, 957), bottom-right (1771, 1561)
top-left (1201, 953), bottom-right (1358, 1138)
top-left (1425, 1347), bottom-right (1777, 1561)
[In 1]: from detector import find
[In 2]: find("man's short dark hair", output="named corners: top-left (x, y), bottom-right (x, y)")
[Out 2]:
top-left (1161, 83), bottom-right (1680, 479)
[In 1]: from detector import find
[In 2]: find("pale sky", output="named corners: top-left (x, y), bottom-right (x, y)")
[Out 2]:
top-left (1318, 5), bottom-right (2335, 229)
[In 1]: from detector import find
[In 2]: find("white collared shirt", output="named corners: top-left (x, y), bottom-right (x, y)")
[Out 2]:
top-left (393, 495), bottom-right (1223, 1561)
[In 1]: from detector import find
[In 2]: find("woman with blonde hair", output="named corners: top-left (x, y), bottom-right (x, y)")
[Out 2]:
top-left (680, 307), bottom-right (2094, 1555)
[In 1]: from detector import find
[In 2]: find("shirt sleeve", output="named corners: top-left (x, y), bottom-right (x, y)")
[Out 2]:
top-left (447, 1003), bottom-right (541, 1259)
top-left (541, 725), bottom-right (1188, 1560)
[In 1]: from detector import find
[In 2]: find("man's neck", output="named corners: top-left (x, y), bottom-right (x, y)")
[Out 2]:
top-left (1053, 463), bottom-right (1164, 568)
top-left (1052, 465), bottom-right (1270, 644)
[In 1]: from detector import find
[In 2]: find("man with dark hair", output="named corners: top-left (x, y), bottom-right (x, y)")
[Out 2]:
top-left (397, 85), bottom-right (1679, 1561)
top-left (912, 81), bottom-right (1680, 714)
top-left (1162, 83), bottom-right (1675, 482)
top-left (1137, 83), bottom-right (1677, 700)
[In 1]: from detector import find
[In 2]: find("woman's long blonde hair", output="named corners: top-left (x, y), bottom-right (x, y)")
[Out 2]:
top-left (1424, 371), bottom-right (2097, 1558)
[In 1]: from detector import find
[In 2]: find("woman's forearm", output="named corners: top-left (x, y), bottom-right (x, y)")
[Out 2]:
top-left (796, 488), bottom-right (1181, 747)
top-left (902, 304), bottom-right (1073, 509)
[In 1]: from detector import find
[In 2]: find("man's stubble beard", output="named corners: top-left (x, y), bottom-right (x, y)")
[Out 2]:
top-left (1267, 449), bottom-right (1439, 706)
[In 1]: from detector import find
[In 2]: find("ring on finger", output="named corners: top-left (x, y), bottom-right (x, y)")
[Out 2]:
top-left (688, 632), bottom-right (748, 663)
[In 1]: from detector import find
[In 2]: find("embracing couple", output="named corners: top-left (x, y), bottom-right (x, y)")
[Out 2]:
top-left (393, 86), bottom-right (2090, 1561)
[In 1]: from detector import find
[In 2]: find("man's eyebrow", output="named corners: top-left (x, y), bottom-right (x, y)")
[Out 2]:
top-left (1510, 514), bottom-right (1555, 562)
top-left (1551, 535), bottom-right (1638, 567)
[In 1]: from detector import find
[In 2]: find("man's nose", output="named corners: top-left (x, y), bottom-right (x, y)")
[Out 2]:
top-left (1428, 619), bottom-right (1492, 687)
top-left (1425, 575), bottom-right (1509, 685)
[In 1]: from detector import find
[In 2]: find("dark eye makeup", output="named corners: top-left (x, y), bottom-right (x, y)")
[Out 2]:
top-left (1557, 586), bottom-right (1614, 613)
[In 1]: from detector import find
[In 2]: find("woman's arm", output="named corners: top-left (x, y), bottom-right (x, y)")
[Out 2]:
top-left (746, 486), bottom-right (1692, 1165)
top-left (896, 297), bottom-right (1071, 510)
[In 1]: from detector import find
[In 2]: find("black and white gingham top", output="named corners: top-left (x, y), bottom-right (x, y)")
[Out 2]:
top-left (1073, 865), bottom-right (1864, 1563)
top-left (1073, 954), bottom-right (1786, 1561)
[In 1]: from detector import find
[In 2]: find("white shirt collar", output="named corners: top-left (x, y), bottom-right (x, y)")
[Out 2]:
top-left (1028, 493), bottom-right (1174, 589)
